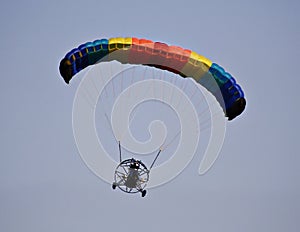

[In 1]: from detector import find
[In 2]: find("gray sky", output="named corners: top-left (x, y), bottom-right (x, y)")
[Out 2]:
top-left (0, 0), bottom-right (299, 231)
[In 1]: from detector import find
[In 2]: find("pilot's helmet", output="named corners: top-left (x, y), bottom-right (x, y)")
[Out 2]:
top-left (130, 161), bottom-right (140, 169)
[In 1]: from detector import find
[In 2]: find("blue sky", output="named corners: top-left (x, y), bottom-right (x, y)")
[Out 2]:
top-left (0, 0), bottom-right (299, 231)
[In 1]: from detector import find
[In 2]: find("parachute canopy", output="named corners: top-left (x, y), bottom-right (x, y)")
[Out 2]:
top-left (59, 37), bottom-right (246, 120)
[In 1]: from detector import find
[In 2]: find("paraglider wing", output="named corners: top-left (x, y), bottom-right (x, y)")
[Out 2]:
top-left (59, 37), bottom-right (246, 120)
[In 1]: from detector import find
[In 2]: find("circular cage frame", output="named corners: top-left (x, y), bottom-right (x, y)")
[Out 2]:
top-left (113, 158), bottom-right (150, 194)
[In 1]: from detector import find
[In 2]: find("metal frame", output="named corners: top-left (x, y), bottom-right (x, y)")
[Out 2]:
top-left (112, 142), bottom-right (162, 196)
top-left (113, 158), bottom-right (149, 193)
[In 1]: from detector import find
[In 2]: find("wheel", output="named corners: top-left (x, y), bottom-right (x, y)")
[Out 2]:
top-left (112, 183), bottom-right (117, 190)
top-left (141, 190), bottom-right (147, 197)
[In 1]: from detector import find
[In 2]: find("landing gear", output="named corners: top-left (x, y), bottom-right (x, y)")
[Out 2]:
top-left (141, 189), bottom-right (147, 197)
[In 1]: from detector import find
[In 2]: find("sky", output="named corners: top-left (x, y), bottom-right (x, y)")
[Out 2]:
top-left (0, 0), bottom-right (299, 231)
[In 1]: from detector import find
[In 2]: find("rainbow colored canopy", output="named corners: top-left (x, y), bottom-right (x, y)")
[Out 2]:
top-left (59, 37), bottom-right (246, 120)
